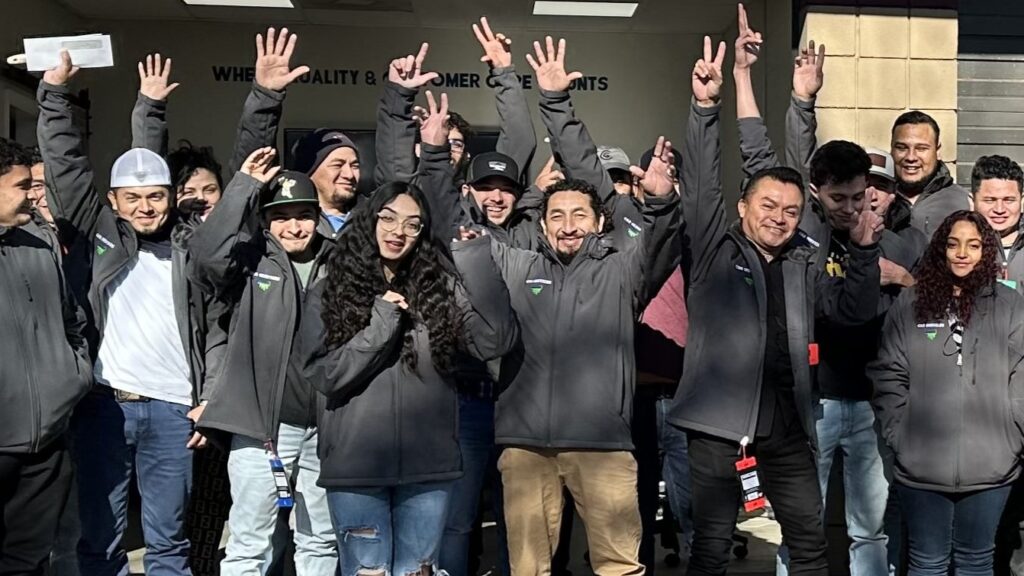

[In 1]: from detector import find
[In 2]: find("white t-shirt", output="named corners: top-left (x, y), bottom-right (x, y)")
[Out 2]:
top-left (94, 243), bottom-right (192, 406)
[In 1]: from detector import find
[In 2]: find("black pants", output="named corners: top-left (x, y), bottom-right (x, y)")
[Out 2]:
top-left (685, 417), bottom-right (828, 576)
top-left (0, 441), bottom-right (72, 576)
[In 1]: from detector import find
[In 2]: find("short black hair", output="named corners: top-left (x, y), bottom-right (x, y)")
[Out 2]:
top-left (446, 111), bottom-right (474, 143)
top-left (743, 166), bottom-right (805, 201)
top-left (28, 146), bottom-right (42, 166)
top-left (971, 155), bottom-right (1023, 195)
top-left (542, 178), bottom-right (608, 226)
top-left (0, 138), bottom-right (33, 178)
top-left (809, 140), bottom-right (872, 189)
top-left (167, 141), bottom-right (223, 191)
top-left (892, 111), bottom-right (941, 145)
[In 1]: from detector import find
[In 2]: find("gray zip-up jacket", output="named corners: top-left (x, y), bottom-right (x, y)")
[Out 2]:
top-left (899, 165), bottom-right (971, 238)
top-left (487, 191), bottom-right (680, 450)
top-left (869, 285), bottom-right (1024, 492)
top-left (297, 235), bottom-right (519, 486)
top-left (186, 172), bottom-right (335, 443)
top-left (668, 101), bottom-right (881, 445)
top-left (37, 81), bottom-right (209, 403)
top-left (0, 222), bottom-right (92, 453)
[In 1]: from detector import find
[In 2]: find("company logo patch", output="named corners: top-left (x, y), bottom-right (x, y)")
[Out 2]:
top-left (253, 272), bottom-right (281, 292)
top-left (926, 331), bottom-right (937, 341)
top-left (257, 281), bottom-right (272, 292)
top-left (488, 161), bottom-right (508, 172)
top-left (96, 245), bottom-right (107, 256)
top-left (623, 216), bottom-right (642, 239)
top-left (526, 278), bottom-right (552, 295)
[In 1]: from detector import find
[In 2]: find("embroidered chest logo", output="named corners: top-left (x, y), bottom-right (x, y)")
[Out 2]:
top-left (735, 264), bottom-right (754, 286)
top-left (526, 278), bottom-right (552, 295)
top-left (623, 216), bottom-right (642, 239)
top-left (254, 272), bottom-right (281, 292)
top-left (917, 322), bottom-right (944, 341)
top-left (94, 233), bottom-right (115, 256)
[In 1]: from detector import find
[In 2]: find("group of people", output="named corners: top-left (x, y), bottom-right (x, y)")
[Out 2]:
top-left (2, 4), bottom-right (1023, 576)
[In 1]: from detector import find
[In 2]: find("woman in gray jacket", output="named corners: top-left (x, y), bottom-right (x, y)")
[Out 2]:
top-left (870, 210), bottom-right (1024, 576)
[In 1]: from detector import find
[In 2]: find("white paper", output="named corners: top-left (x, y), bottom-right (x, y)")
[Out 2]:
top-left (24, 34), bottom-right (113, 72)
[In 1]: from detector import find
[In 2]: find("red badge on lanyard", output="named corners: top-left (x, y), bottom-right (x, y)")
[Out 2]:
top-left (735, 437), bottom-right (766, 512)
top-left (808, 343), bottom-right (819, 366)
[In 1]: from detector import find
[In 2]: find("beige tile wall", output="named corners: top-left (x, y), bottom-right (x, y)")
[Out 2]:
top-left (800, 6), bottom-right (958, 175)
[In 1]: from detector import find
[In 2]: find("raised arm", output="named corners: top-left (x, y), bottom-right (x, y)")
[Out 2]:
top-left (37, 50), bottom-right (103, 240)
top-left (131, 53), bottom-right (179, 156)
top-left (786, 40), bottom-right (825, 179)
top-left (186, 148), bottom-right (280, 298)
top-left (681, 38), bottom-right (729, 282)
top-left (451, 234), bottom-right (520, 361)
top-left (733, 4), bottom-right (780, 179)
top-left (528, 37), bottom-right (615, 202)
top-left (868, 293), bottom-right (911, 450)
top-left (625, 136), bottom-right (682, 301)
top-left (375, 43), bottom-right (439, 185)
top-left (298, 283), bottom-right (405, 402)
top-left (414, 90), bottom-right (466, 241)
top-left (229, 27), bottom-right (309, 174)
top-left (475, 17), bottom-right (536, 180)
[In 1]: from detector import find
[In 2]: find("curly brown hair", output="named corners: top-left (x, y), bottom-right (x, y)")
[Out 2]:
top-left (913, 210), bottom-right (1001, 326)
top-left (320, 181), bottom-right (463, 376)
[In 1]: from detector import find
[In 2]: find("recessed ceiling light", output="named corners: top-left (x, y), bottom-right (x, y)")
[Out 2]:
top-left (182, 0), bottom-right (294, 7)
top-left (532, 1), bottom-right (638, 17)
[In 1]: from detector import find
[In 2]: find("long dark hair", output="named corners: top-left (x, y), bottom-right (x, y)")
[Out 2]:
top-left (913, 210), bottom-right (1001, 326)
top-left (321, 181), bottom-right (462, 375)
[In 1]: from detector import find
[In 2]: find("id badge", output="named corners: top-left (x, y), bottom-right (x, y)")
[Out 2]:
top-left (736, 439), bottom-right (766, 512)
top-left (808, 343), bottom-right (819, 366)
top-left (265, 441), bottom-right (294, 508)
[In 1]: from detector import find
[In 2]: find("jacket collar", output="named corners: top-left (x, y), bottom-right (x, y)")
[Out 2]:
top-left (537, 232), bottom-right (614, 267)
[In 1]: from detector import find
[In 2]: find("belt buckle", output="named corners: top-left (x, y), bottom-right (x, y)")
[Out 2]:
top-left (113, 389), bottom-right (149, 402)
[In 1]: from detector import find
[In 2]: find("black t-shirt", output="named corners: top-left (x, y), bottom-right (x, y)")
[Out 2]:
top-left (756, 251), bottom-right (798, 437)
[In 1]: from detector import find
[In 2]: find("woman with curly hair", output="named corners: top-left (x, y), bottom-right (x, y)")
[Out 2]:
top-left (869, 210), bottom-right (1024, 576)
top-left (296, 180), bottom-right (518, 576)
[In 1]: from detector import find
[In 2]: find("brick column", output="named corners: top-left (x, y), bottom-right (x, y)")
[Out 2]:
top-left (799, 4), bottom-right (959, 175)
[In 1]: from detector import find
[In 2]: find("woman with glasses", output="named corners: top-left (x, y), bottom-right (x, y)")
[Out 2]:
top-left (869, 210), bottom-right (1024, 576)
top-left (297, 180), bottom-right (518, 576)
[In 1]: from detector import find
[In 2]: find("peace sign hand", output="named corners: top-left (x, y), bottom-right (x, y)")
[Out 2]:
top-left (793, 40), bottom-right (826, 101)
top-left (473, 17), bottom-right (513, 68)
top-left (693, 36), bottom-right (726, 106)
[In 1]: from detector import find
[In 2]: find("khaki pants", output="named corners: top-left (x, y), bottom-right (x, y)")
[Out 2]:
top-left (498, 448), bottom-right (644, 576)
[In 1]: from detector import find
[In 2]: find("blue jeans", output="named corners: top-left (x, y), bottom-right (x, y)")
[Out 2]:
top-left (658, 398), bottom-right (693, 542)
top-left (222, 424), bottom-right (336, 576)
top-left (328, 481), bottom-right (454, 576)
top-left (73, 390), bottom-right (194, 576)
top-left (439, 395), bottom-right (508, 576)
top-left (777, 399), bottom-right (890, 576)
top-left (898, 483), bottom-right (1012, 576)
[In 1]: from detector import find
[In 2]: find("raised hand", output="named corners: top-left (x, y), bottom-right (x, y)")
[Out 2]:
top-left (382, 290), bottom-right (409, 310)
top-left (254, 27), bottom-right (311, 92)
top-left (388, 42), bottom-right (440, 91)
top-left (413, 90), bottom-right (451, 147)
top-left (734, 3), bottom-right (764, 71)
top-left (240, 147), bottom-right (281, 183)
top-left (630, 136), bottom-right (676, 198)
top-left (138, 53), bottom-right (180, 101)
top-left (535, 155), bottom-right (565, 190)
top-left (526, 36), bottom-right (583, 93)
top-left (851, 189), bottom-right (885, 246)
top-left (42, 49), bottom-right (79, 86)
top-left (473, 17), bottom-right (513, 68)
top-left (693, 36), bottom-right (726, 106)
top-left (793, 39), bottom-right (826, 101)
top-left (455, 225), bottom-right (488, 242)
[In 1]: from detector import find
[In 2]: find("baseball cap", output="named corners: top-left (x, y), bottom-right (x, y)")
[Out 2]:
top-left (865, 148), bottom-right (896, 182)
top-left (291, 129), bottom-right (359, 175)
top-left (467, 152), bottom-right (521, 190)
top-left (110, 148), bottom-right (172, 189)
top-left (598, 146), bottom-right (630, 173)
top-left (261, 171), bottom-right (319, 211)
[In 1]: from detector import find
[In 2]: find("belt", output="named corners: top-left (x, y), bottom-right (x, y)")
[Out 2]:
top-left (113, 389), bottom-right (151, 402)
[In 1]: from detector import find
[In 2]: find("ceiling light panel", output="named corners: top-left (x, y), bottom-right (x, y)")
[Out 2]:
top-left (533, 1), bottom-right (639, 17)
top-left (182, 0), bottom-right (295, 7)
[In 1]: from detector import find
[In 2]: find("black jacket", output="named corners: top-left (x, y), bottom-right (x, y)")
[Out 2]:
top-left (187, 172), bottom-right (335, 442)
top-left (870, 285), bottom-right (1024, 492)
top-left (0, 222), bottom-right (92, 453)
top-left (37, 81), bottom-right (210, 403)
top-left (668, 101), bottom-right (881, 446)
top-left (297, 235), bottom-right (519, 487)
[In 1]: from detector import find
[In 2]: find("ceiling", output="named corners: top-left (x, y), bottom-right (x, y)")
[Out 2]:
top-left (53, 0), bottom-right (750, 34)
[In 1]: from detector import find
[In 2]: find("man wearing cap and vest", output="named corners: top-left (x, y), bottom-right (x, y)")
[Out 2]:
top-left (187, 148), bottom-right (337, 576)
top-left (37, 50), bottom-right (209, 576)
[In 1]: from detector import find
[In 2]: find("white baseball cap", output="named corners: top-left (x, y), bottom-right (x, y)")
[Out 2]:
top-left (864, 147), bottom-right (896, 182)
top-left (109, 148), bottom-right (172, 189)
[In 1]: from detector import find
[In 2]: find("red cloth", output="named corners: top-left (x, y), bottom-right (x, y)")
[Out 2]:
top-left (640, 267), bottom-right (688, 348)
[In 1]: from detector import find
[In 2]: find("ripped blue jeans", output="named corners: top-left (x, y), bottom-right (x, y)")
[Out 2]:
top-left (327, 481), bottom-right (454, 576)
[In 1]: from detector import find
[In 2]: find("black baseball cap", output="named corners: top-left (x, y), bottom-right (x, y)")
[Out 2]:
top-left (261, 171), bottom-right (320, 211)
top-left (291, 129), bottom-right (359, 175)
top-left (467, 152), bottom-right (522, 191)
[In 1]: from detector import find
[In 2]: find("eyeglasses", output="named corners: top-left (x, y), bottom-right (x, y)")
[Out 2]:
top-left (449, 139), bottom-right (466, 151)
top-left (377, 212), bottom-right (423, 237)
